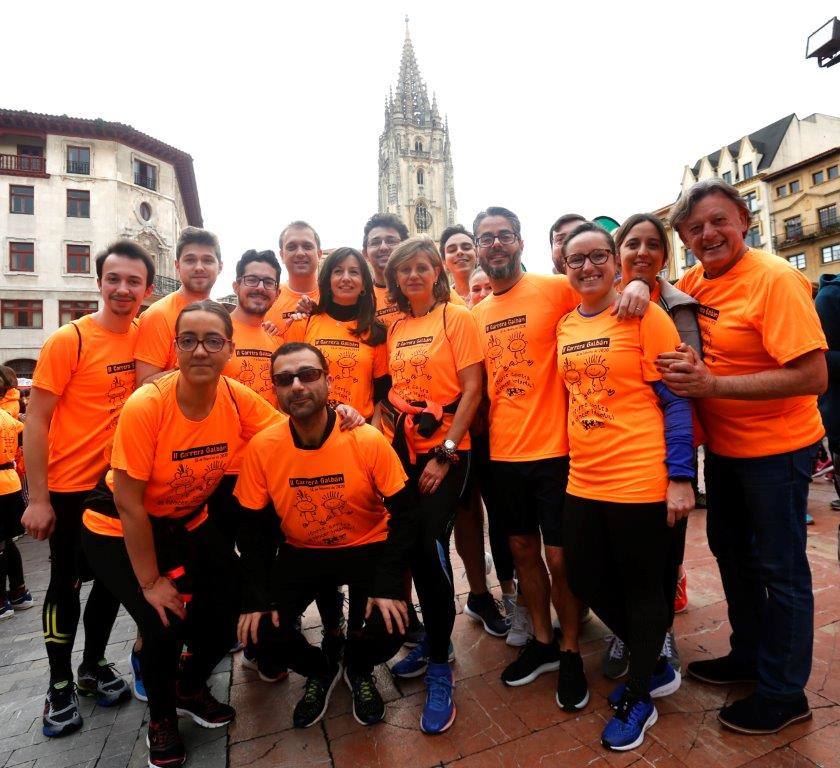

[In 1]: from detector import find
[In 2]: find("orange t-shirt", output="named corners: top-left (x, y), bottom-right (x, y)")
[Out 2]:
top-left (83, 372), bottom-right (283, 537)
top-left (234, 420), bottom-right (406, 549)
top-left (0, 409), bottom-right (23, 495)
top-left (265, 284), bottom-right (319, 328)
top-left (303, 313), bottom-right (388, 419)
top-left (32, 314), bottom-right (139, 492)
top-left (677, 249), bottom-right (826, 458)
top-left (0, 389), bottom-right (21, 419)
top-left (374, 285), bottom-right (466, 328)
top-left (472, 273), bottom-right (578, 461)
top-left (558, 303), bottom-right (682, 503)
top-left (385, 302), bottom-right (483, 453)
top-left (224, 316), bottom-right (280, 407)
top-left (134, 291), bottom-right (191, 371)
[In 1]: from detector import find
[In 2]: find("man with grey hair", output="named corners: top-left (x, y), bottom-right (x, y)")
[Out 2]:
top-left (657, 178), bottom-right (827, 735)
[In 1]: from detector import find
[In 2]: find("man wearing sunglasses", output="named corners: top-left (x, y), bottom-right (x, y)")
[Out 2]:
top-left (234, 342), bottom-right (418, 730)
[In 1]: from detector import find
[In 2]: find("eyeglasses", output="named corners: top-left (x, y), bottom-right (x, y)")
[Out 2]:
top-left (368, 236), bottom-right (401, 248)
top-left (239, 275), bottom-right (279, 290)
top-left (476, 231), bottom-right (518, 248)
top-left (565, 249), bottom-right (613, 270)
top-left (271, 367), bottom-right (326, 387)
top-left (174, 334), bottom-right (231, 353)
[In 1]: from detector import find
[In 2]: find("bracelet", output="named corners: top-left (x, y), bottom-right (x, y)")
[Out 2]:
top-left (431, 444), bottom-right (459, 465)
top-left (140, 576), bottom-right (162, 592)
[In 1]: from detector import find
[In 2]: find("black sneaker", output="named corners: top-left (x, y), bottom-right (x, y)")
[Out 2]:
top-left (77, 659), bottom-right (131, 706)
top-left (501, 638), bottom-right (560, 687)
top-left (404, 604), bottom-right (425, 648)
top-left (464, 592), bottom-right (509, 638)
top-left (147, 716), bottom-right (186, 768)
top-left (686, 655), bottom-right (758, 686)
top-left (555, 650), bottom-right (590, 712)
top-left (241, 648), bottom-right (288, 683)
top-left (175, 685), bottom-right (235, 728)
top-left (293, 662), bottom-right (342, 728)
top-left (718, 692), bottom-right (811, 734)
top-left (42, 681), bottom-right (83, 738)
top-left (344, 668), bottom-right (385, 725)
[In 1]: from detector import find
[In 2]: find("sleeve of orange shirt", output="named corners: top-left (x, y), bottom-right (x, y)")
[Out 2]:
top-left (111, 388), bottom-right (160, 482)
top-left (31, 325), bottom-right (78, 396)
top-left (639, 305), bottom-right (682, 382)
top-left (549, 275), bottom-right (579, 316)
top-left (446, 305), bottom-right (485, 371)
top-left (373, 342), bottom-right (389, 379)
top-left (357, 428), bottom-right (408, 497)
top-left (135, 310), bottom-right (175, 368)
top-left (749, 267), bottom-right (827, 365)
top-left (282, 318), bottom-right (307, 344)
top-left (226, 379), bottom-right (284, 440)
top-left (233, 434), bottom-right (271, 511)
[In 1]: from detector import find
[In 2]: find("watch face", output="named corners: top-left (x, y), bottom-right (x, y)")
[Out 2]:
top-left (443, 439), bottom-right (456, 451)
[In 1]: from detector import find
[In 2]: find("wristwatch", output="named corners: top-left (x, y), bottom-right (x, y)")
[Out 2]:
top-left (443, 439), bottom-right (456, 453)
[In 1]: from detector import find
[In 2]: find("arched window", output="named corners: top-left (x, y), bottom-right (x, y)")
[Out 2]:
top-left (4, 358), bottom-right (37, 378)
top-left (417, 169), bottom-right (424, 186)
top-left (415, 204), bottom-right (431, 232)
top-left (414, 138), bottom-right (423, 152)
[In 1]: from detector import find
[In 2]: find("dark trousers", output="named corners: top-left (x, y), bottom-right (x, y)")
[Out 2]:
top-left (82, 520), bottom-right (238, 721)
top-left (0, 489), bottom-right (25, 599)
top-left (257, 543), bottom-right (404, 677)
top-left (705, 444), bottom-right (816, 701)
top-left (44, 491), bottom-right (120, 684)
top-left (564, 494), bottom-right (671, 695)
top-left (471, 437), bottom-right (515, 583)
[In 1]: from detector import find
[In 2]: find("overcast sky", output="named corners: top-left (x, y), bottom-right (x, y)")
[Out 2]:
top-left (4, 1), bottom-right (839, 285)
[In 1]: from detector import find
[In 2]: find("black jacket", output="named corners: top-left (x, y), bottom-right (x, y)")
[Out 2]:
top-left (816, 274), bottom-right (840, 443)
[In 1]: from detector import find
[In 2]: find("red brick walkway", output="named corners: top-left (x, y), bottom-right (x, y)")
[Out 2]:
top-left (227, 478), bottom-right (840, 768)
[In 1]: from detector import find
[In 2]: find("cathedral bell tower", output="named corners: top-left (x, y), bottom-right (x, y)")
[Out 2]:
top-left (378, 17), bottom-right (457, 241)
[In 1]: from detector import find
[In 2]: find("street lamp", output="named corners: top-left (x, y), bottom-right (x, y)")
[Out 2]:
top-left (806, 17), bottom-right (840, 68)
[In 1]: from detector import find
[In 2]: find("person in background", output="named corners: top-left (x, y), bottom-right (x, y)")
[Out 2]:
top-left (815, 273), bottom-right (840, 511)
top-left (468, 267), bottom-right (493, 308)
top-left (549, 214), bottom-right (588, 274)
top-left (265, 221), bottom-right (322, 328)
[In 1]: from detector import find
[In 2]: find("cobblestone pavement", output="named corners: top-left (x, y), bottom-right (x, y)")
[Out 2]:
top-left (2, 476), bottom-right (839, 768)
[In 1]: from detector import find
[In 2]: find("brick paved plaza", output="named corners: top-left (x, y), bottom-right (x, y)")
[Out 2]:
top-left (1, 477), bottom-right (838, 768)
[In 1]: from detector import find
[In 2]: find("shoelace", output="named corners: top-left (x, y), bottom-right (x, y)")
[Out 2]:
top-left (92, 661), bottom-right (121, 683)
top-left (661, 633), bottom-right (674, 659)
top-left (608, 637), bottom-right (626, 660)
top-left (353, 674), bottom-right (378, 701)
top-left (424, 672), bottom-right (453, 708)
top-left (303, 678), bottom-right (326, 704)
top-left (616, 697), bottom-right (650, 726)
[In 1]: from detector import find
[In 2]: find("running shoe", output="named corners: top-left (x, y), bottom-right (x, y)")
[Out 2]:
top-left (344, 668), bottom-right (385, 726)
top-left (674, 573), bottom-right (688, 614)
top-left (176, 685), bottom-right (236, 728)
top-left (228, 640), bottom-right (244, 654)
top-left (830, 498), bottom-right (840, 510)
top-left (601, 694), bottom-right (658, 751)
top-left (129, 649), bottom-right (148, 702)
top-left (661, 631), bottom-right (681, 673)
top-left (0, 599), bottom-right (13, 620)
top-left (420, 662), bottom-right (456, 734)
top-left (501, 638), bottom-right (560, 686)
top-left (607, 657), bottom-right (681, 708)
top-left (505, 600), bottom-right (533, 648)
top-left (391, 637), bottom-right (455, 678)
top-left (813, 457), bottom-right (834, 479)
top-left (555, 650), bottom-right (590, 712)
top-left (292, 662), bottom-right (341, 728)
top-left (147, 716), bottom-right (186, 768)
top-left (9, 589), bottom-right (33, 610)
top-left (464, 592), bottom-right (508, 637)
top-left (403, 604), bottom-right (425, 648)
top-left (241, 648), bottom-right (289, 683)
top-left (77, 659), bottom-right (131, 706)
top-left (602, 635), bottom-right (629, 679)
top-left (42, 681), bottom-right (83, 738)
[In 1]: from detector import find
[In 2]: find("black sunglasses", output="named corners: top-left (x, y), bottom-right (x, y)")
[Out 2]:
top-left (271, 367), bottom-right (326, 387)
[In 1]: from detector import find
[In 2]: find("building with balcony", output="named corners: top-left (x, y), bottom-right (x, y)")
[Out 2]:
top-left (0, 109), bottom-right (201, 377)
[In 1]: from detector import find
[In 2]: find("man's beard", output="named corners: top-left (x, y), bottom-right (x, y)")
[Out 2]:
top-left (480, 248), bottom-right (521, 280)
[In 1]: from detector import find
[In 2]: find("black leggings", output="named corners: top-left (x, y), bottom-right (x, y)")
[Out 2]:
top-left (0, 490), bottom-right (25, 600)
top-left (82, 520), bottom-right (238, 722)
top-left (564, 494), bottom-right (671, 696)
top-left (256, 543), bottom-right (404, 677)
top-left (44, 491), bottom-right (120, 684)
top-left (405, 452), bottom-right (469, 664)
top-left (471, 437), bottom-right (515, 584)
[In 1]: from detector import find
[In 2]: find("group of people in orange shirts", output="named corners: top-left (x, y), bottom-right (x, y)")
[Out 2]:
top-left (6, 176), bottom-right (829, 767)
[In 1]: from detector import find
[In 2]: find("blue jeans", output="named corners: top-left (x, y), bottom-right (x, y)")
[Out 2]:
top-left (704, 443), bottom-right (816, 701)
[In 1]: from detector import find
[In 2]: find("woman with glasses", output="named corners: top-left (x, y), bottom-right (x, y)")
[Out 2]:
top-left (80, 300), bottom-right (283, 768)
top-left (556, 223), bottom-right (694, 752)
top-left (380, 236), bottom-right (483, 734)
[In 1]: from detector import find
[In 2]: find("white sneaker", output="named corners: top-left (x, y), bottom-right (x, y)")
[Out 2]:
top-left (506, 600), bottom-right (533, 647)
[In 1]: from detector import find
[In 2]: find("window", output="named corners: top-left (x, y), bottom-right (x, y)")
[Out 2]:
top-left (67, 189), bottom-right (90, 218)
top-left (59, 300), bottom-right (98, 325)
top-left (139, 201), bottom-right (152, 221)
top-left (829, 165), bottom-right (839, 180)
top-left (1, 299), bottom-right (42, 329)
top-left (684, 248), bottom-right (696, 267)
top-left (17, 145), bottom-right (44, 172)
top-left (416, 169), bottom-right (424, 186)
top-left (9, 242), bottom-right (34, 272)
top-left (790, 179), bottom-right (801, 193)
top-left (133, 159), bottom-right (157, 190)
top-left (743, 191), bottom-right (758, 212)
top-left (742, 162), bottom-right (754, 180)
top-left (722, 171), bottom-right (732, 184)
top-left (415, 203), bottom-right (431, 232)
top-left (10, 185), bottom-right (34, 214)
top-left (787, 253), bottom-right (806, 270)
top-left (785, 216), bottom-right (803, 239)
top-left (414, 139), bottom-right (423, 152)
top-left (67, 146), bottom-right (90, 174)
top-left (66, 244), bottom-right (90, 274)
top-left (776, 184), bottom-right (788, 198)
top-left (745, 225), bottom-right (761, 247)
top-left (822, 243), bottom-right (840, 263)
top-left (813, 170), bottom-right (825, 185)
top-left (819, 204), bottom-right (838, 229)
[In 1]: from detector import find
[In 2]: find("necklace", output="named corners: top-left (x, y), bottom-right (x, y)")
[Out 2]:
top-left (409, 300), bottom-right (437, 318)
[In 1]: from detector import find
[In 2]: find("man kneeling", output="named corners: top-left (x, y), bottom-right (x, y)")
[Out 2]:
top-left (235, 342), bottom-right (416, 728)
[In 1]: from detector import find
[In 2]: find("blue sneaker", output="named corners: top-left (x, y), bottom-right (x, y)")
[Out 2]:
top-left (129, 649), bottom-right (148, 702)
top-left (420, 662), bottom-right (456, 734)
top-left (0, 599), bottom-right (13, 620)
top-left (601, 696), bottom-right (657, 751)
top-left (607, 658), bottom-right (680, 708)
top-left (42, 681), bottom-right (83, 738)
top-left (9, 589), bottom-right (34, 610)
top-left (390, 637), bottom-right (455, 679)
